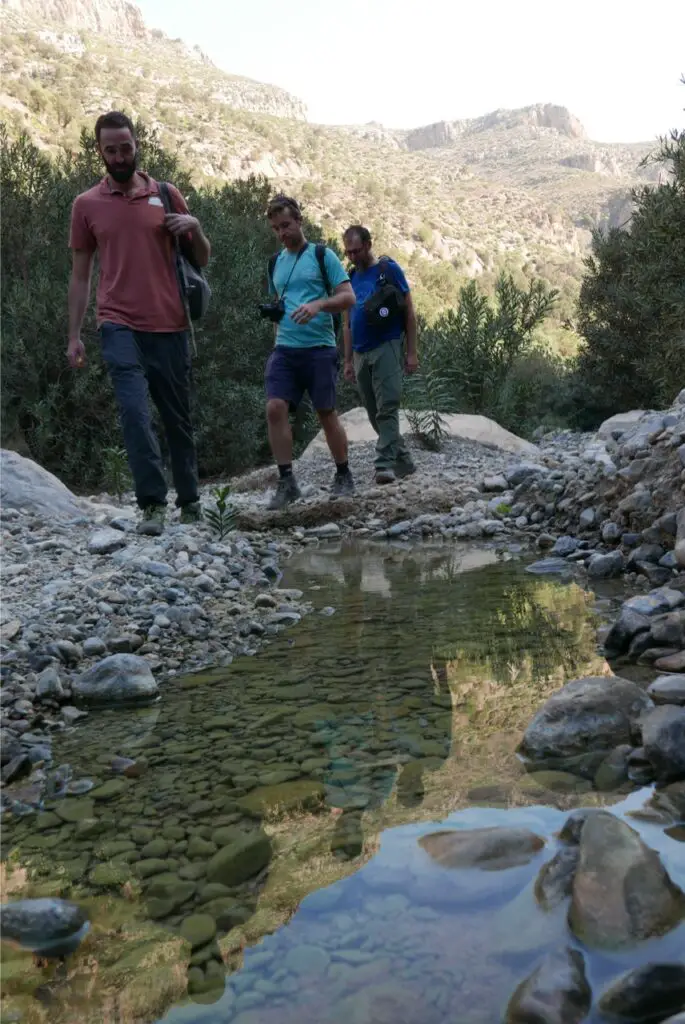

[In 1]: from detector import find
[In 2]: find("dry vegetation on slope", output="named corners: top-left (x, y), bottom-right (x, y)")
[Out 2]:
top-left (0, 0), bottom-right (659, 327)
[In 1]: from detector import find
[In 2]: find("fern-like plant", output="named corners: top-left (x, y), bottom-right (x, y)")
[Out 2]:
top-left (102, 445), bottom-right (132, 500)
top-left (205, 484), bottom-right (236, 540)
top-left (403, 368), bottom-right (453, 451)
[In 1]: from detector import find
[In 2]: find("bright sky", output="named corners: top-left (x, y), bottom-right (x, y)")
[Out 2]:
top-left (137, 0), bottom-right (684, 143)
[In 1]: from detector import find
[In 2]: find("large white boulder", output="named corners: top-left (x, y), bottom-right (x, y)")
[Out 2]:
top-left (596, 410), bottom-right (648, 440)
top-left (0, 449), bottom-right (90, 520)
top-left (301, 408), bottom-right (539, 460)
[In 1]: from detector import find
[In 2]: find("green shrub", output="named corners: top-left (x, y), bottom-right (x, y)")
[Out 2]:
top-left (0, 124), bottom-right (283, 489)
top-left (571, 98), bottom-right (685, 424)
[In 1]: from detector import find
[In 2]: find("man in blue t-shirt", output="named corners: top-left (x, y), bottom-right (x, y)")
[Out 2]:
top-left (264, 195), bottom-right (356, 510)
top-left (342, 225), bottom-right (418, 484)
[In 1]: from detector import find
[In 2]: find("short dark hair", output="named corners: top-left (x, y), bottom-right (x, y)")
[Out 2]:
top-left (267, 194), bottom-right (302, 221)
top-left (343, 225), bottom-right (372, 246)
top-left (95, 111), bottom-right (135, 143)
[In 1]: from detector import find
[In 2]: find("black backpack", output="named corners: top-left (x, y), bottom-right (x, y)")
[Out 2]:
top-left (158, 181), bottom-right (211, 322)
top-left (268, 243), bottom-right (341, 338)
top-left (350, 256), bottom-right (407, 333)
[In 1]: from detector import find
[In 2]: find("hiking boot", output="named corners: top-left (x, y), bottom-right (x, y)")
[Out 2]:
top-left (268, 475), bottom-right (302, 511)
top-left (394, 459), bottom-right (417, 479)
top-left (179, 502), bottom-right (203, 525)
top-left (331, 470), bottom-right (356, 497)
top-left (137, 504), bottom-right (166, 536)
top-left (375, 468), bottom-right (396, 485)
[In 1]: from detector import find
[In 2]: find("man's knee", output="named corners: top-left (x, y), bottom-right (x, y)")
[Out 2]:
top-left (316, 408), bottom-right (338, 428)
top-left (112, 376), bottom-right (152, 426)
top-left (266, 398), bottom-right (289, 426)
top-left (376, 397), bottom-right (401, 419)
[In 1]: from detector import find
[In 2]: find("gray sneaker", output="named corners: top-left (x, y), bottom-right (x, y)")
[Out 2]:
top-left (331, 471), bottom-right (355, 497)
top-left (394, 459), bottom-right (417, 479)
top-left (180, 502), bottom-right (203, 525)
top-left (137, 504), bottom-right (166, 536)
top-left (375, 468), bottom-right (396, 485)
top-left (268, 475), bottom-right (302, 510)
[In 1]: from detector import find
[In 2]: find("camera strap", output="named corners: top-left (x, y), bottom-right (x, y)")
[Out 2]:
top-left (270, 243), bottom-right (308, 299)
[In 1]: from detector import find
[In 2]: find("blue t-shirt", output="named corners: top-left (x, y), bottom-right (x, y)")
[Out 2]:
top-left (349, 259), bottom-right (410, 353)
top-left (269, 243), bottom-right (349, 349)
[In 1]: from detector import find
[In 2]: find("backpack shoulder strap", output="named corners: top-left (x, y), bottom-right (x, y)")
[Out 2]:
top-left (157, 181), bottom-right (173, 213)
top-left (377, 255), bottom-right (395, 281)
top-left (315, 243), bottom-right (332, 295)
top-left (267, 252), bottom-right (279, 290)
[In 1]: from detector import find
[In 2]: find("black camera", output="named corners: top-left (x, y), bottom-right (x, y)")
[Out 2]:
top-left (258, 299), bottom-right (285, 323)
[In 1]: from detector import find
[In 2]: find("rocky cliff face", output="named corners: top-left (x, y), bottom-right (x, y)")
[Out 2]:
top-left (403, 104), bottom-right (587, 152)
top-left (1, 0), bottom-right (308, 120)
top-left (1, 0), bottom-right (147, 39)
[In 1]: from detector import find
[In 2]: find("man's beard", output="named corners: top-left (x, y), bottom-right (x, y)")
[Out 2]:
top-left (104, 152), bottom-right (138, 183)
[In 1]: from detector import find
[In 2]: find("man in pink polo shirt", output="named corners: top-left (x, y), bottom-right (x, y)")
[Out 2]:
top-left (67, 110), bottom-right (211, 535)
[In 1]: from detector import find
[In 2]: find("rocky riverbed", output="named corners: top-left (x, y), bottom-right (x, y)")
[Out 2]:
top-left (2, 388), bottom-right (684, 799)
top-left (1, 541), bottom-right (685, 1023)
top-left (1, 392), bottom-right (685, 1023)
top-left (232, 392), bottom-right (685, 562)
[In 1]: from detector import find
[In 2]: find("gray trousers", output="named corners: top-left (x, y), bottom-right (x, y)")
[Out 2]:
top-left (353, 337), bottom-right (413, 470)
top-left (100, 322), bottom-right (199, 509)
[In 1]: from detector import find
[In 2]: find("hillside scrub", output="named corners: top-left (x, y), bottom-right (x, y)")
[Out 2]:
top-left (569, 106), bottom-right (685, 427)
top-left (1, 124), bottom-right (337, 490)
top-left (3, 114), bottom-right (679, 491)
top-left (404, 276), bottom-right (567, 445)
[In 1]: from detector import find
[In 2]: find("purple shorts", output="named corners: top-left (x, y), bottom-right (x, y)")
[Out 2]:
top-left (265, 345), bottom-right (339, 412)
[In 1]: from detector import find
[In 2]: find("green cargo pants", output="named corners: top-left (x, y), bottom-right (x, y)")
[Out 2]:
top-left (353, 337), bottom-right (414, 471)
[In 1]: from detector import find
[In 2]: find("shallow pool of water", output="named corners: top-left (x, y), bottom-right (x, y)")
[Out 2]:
top-left (2, 542), bottom-right (678, 1024)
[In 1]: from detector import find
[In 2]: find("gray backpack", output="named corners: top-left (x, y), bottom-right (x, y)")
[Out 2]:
top-left (158, 181), bottom-right (211, 322)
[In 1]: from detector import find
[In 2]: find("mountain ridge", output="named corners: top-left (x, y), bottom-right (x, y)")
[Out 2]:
top-left (0, 0), bottom-right (661, 327)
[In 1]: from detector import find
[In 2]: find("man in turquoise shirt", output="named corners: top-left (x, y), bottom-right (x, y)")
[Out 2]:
top-left (264, 195), bottom-right (356, 510)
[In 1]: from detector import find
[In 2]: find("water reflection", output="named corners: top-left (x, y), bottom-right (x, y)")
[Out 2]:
top-left (1, 543), bottom-right (614, 1023)
top-left (158, 798), bottom-right (685, 1024)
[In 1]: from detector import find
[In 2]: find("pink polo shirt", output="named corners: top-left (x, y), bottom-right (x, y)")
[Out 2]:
top-left (69, 173), bottom-right (189, 333)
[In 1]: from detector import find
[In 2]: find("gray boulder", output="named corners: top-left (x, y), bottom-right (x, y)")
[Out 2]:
top-left (552, 536), bottom-right (579, 557)
top-left (648, 674), bottom-right (685, 707)
top-left (36, 664), bottom-right (65, 700)
top-left (73, 654), bottom-right (159, 705)
top-left (418, 826), bottom-right (545, 871)
top-left (0, 898), bottom-right (89, 957)
top-left (598, 964), bottom-right (685, 1023)
top-left (525, 558), bottom-right (573, 577)
top-left (639, 781), bottom-right (685, 825)
top-left (519, 675), bottom-right (653, 764)
top-left (602, 521), bottom-right (622, 543)
top-left (0, 449), bottom-right (88, 520)
top-left (627, 542), bottom-right (665, 566)
top-left (587, 550), bottom-right (625, 579)
top-left (676, 507), bottom-right (685, 569)
top-left (569, 812), bottom-right (685, 948)
top-left (650, 610), bottom-right (685, 649)
top-left (505, 948), bottom-right (591, 1024)
top-left (604, 607), bottom-right (652, 657)
top-left (579, 508), bottom-right (596, 529)
top-left (641, 705), bottom-right (685, 782)
top-left (88, 528), bottom-right (128, 555)
top-left (626, 589), bottom-right (685, 616)
top-left (534, 846), bottom-right (579, 911)
top-left (506, 462), bottom-right (547, 487)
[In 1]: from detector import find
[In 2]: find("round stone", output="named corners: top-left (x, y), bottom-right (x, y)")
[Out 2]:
top-left (180, 913), bottom-right (217, 949)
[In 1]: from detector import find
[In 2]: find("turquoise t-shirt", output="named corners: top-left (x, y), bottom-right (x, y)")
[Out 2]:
top-left (269, 243), bottom-right (349, 348)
